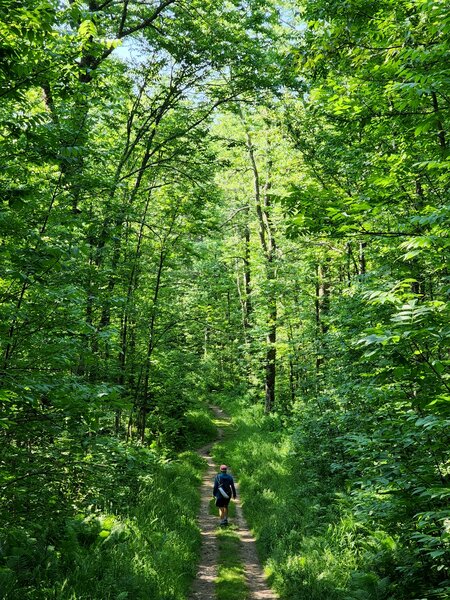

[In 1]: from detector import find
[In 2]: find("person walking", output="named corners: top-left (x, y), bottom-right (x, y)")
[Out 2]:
top-left (213, 464), bottom-right (237, 526)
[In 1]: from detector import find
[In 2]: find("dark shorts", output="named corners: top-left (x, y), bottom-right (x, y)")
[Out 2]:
top-left (215, 496), bottom-right (230, 508)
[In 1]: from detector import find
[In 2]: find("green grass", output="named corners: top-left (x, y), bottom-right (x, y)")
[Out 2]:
top-left (210, 393), bottom-right (380, 600)
top-left (183, 405), bottom-right (218, 449)
top-left (1, 450), bottom-right (207, 600)
top-left (211, 392), bottom-right (448, 600)
top-left (215, 527), bottom-right (248, 600)
top-left (0, 398), bottom-right (218, 600)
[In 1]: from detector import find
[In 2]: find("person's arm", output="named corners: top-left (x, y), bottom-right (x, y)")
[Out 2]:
top-left (231, 477), bottom-right (237, 499)
top-left (213, 475), bottom-right (218, 497)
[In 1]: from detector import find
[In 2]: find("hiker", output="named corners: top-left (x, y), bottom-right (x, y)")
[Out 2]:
top-left (213, 464), bottom-right (237, 526)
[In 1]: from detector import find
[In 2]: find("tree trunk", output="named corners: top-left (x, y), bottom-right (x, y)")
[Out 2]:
top-left (265, 298), bottom-right (277, 413)
top-left (243, 214), bottom-right (253, 332)
top-left (315, 261), bottom-right (330, 373)
top-left (431, 91), bottom-right (447, 150)
top-left (359, 242), bottom-right (367, 276)
top-left (242, 115), bottom-right (278, 413)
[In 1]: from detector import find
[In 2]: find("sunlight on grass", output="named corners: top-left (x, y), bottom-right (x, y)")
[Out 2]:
top-left (212, 416), bottom-right (232, 429)
top-left (11, 451), bottom-right (206, 600)
top-left (216, 566), bottom-right (248, 600)
top-left (211, 394), bottom-right (363, 600)
top-left (215, 528), bottom-right (248, 600)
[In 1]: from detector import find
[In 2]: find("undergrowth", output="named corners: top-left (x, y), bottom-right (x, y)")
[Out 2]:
top-left (213, 393), bottom-right (418, 600)
top-left (0, 404), bottom-right (216, 600)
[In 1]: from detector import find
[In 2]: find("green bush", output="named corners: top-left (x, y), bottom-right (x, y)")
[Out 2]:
top-left (182, 407), bottom-right (218, 449)
top-left (0, 450), bottom-right (205, 600)
top-left (212, 395), bottom-right (426, 600)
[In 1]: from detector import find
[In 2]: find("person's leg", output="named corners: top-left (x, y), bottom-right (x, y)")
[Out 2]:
top-left (221, 499), bottom-right (230, 524)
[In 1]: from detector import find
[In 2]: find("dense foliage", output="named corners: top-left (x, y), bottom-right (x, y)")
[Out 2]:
top-left (1, 0), bottom-right (449, 598)
top-left (207, 1), bottom-right (450, 598)
top-left (0, 0), bottom-right (274, 596)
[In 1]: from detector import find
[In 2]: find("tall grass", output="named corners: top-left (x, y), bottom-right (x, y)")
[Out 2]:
top-left (213, 394), bottom-right (400, 600)
top-left (1, 405), bottom-right (217, 600)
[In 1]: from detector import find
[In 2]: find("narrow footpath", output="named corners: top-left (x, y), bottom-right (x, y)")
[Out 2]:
top-left (189, 405), bottom-right (278, 600)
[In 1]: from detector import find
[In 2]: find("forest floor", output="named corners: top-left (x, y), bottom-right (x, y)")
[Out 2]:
top-left (189, 405), bottom-right (278, 600)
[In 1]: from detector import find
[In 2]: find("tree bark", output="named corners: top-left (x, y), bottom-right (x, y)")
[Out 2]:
top-left (359, 241), bottom-right (367, 276)
top-left (242, 116), bottom-right (278, 413)
top-left (315, 261), bottom-right (330, 373)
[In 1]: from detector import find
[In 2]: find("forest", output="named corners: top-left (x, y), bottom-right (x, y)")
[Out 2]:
top-left (0, 1), bottom-right (449, 599)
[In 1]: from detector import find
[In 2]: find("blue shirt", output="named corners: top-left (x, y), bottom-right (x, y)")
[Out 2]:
top-left (213, 472), bottom-right (237, 498)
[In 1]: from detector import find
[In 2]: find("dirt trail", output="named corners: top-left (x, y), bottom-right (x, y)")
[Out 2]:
top-left (189, 406), bottom-right (278, 600)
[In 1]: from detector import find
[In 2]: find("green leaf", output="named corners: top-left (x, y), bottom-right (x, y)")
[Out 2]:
top-left (78, 19), bottom-right (97, 40)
